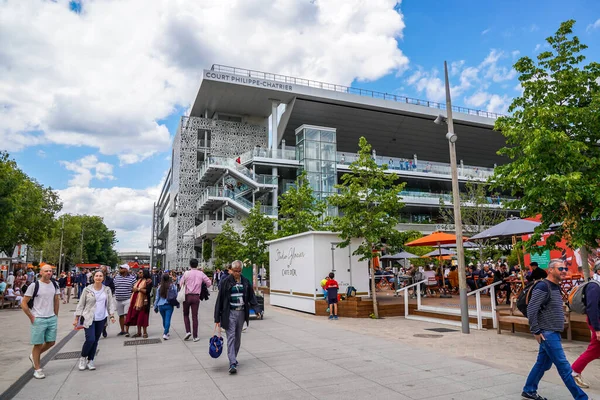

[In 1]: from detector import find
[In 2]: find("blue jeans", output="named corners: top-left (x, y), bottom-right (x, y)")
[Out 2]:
top-left (82, 318), bottom-right (106, 361)
top-left (158, 304), bottom-right (174, 335)
top-left (523, 331), bottom-right (588, 399)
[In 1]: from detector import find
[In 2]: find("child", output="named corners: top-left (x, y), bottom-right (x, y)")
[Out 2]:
top-left (324, 272), bottom-right (339, 320)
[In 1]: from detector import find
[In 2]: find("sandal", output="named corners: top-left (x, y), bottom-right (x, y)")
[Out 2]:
top-left (142, 334), bottom-right (148, 339)
top-left (124, 333), bottom-right (130, 337)
top-left (131, 333), bottom-right (141, 338)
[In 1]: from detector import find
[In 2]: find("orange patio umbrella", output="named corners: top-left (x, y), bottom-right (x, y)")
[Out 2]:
top-left (406, 232), bottom-right (468, 295)
top-left (405, 231), bottom-right (468, 247)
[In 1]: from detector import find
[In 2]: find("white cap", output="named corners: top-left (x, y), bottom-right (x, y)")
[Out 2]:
top-left (119, 264), bottom-right (130, 271)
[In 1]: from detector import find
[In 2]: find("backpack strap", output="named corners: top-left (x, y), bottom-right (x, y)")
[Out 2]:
top-left (32, 280), bottom-right (40, 299)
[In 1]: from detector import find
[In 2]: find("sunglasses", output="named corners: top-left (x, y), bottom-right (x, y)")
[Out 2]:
top-left (553, 267), bottom-right (568, 272)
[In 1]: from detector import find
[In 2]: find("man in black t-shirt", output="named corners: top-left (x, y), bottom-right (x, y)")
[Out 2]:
top-left (526, 262), bottom-right (548, 282)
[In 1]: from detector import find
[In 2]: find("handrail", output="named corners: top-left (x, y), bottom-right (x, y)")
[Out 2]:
top-left (467, 280), bottom-right (503, 330)
top-left (210, 64), bottom-right (503, 120)
top-left (395, 279), bottom-right (427, 317)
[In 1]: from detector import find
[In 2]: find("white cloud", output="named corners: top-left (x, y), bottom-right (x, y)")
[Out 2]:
top-left (464, 91), bottom-right (491, 108)
top-left (529, 24), bottom-right (539, 32)
top-left (0, 0), bottom-right (409, 162)
top-left (57, 183), bottom-right (161, 251)
top-left (587, 19), bottom-right (600, 32)
top-left (534, 44), bottom-right (541, 52)
top-left (37, 150), bottom-right (47, 158)
top-left (60, 155), bottom-right (115, 187)
top-left (481, 28), bottom-right (491, 35)
top-left (450, 60), bottom-right (465, 76)
top-left (406, 69), bottom-right (445, 102)
top-left (487, 94), bottom-right (511, 114)
top-left (479, 49), bottom-right (517, 83)
top-left (511, 50), bottom-right (520, 59)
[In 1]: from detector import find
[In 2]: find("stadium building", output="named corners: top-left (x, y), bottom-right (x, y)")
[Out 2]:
top-left (152, 65), bottom-right (515, 270)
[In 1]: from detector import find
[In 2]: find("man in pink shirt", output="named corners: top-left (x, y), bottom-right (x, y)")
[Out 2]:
top-left (181, 259), bottom-right (211, 341)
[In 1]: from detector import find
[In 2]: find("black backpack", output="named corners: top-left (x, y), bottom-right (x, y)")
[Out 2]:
top-left (516, 279), bottom-right (551, 318)
top-left (27, 279), bottom-right (59, 309)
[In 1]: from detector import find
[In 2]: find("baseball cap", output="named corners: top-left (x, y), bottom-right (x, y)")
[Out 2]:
top-left (119, 264), bottom-right (130, 271)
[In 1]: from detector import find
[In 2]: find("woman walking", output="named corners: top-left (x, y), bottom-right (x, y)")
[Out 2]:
top-left (153, 274), bottom-right (178, 340)
top-left (74, 270), bottom-right (116, 371)
top-left (125, 269), bottom-right (153, 338)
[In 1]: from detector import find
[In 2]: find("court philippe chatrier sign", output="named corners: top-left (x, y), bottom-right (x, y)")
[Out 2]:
top-left (205, 71), bottom-right (294, 91)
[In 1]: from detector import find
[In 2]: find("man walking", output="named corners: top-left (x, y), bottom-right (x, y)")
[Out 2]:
top-left (21, 265), bottom-right (60, 379)
top-left (181, 259), bottom-right (211, 342)
top-left (113, 264), bottom-right (136, 336)
top-left (522, 259), bottom-right (588, 400)
top-left (214, 260), bottom-right (262, 374)
top-left (571, 260), bottom-right (600, 388)
top-left (150, 267), bottom-right (160, 302)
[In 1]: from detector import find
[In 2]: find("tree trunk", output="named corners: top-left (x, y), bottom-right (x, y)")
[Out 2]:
top-left (370, 260), bottom-right (379, 318)
top-left (580, 246), bottom-right (590, 281)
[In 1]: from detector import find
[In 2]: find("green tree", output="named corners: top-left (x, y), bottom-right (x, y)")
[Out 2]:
top-left (492, 20), bottom-right (600, 279)
top-left (277, 171), bottom-right (327, 238)
top-left (241, 202), bottom-right (274, 269)
top-left (202, 239), bottom-right (212, 262)
top-left (0, 151), bottom-right (62, 255)
top-left (328, 137), bottom-right (406, 318)
top-left (439, 181), bottom-right (508, 262)
top-left (40, 214), bottom-right (118, 270)
top-left (213, 220), bottom-right (243, 268)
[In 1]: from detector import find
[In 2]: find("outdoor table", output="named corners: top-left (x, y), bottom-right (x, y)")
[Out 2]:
top-left (560, 274), bottom-right (582, 301)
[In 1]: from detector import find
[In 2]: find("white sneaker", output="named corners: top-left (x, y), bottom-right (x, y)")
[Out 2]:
top-left (78, 357), bottom-right (87, 371)
top-left (193, 337), bottom-right (200, 342)
top-left (87, 360), bottom-right (95, 370)
top-left (184, 332), bottom-right (192, 341)
top-left (162, 334), bottom-right (169, 340)
top-left (166, 333), bottom-right (170, 339)
top-left (33, 369), bottom-right (45, 379)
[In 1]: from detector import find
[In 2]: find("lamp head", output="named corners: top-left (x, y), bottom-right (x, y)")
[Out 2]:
top-left (446, 132), bottom-right (458, 143)
top-left (434, 114), bottom-right (446, 125)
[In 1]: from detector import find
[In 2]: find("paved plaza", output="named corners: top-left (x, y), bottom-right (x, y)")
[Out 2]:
top-left (2, 294), bottom-right (600, 400)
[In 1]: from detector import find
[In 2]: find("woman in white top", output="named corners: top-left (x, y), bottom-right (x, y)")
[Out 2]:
top-left (74, 270), bottom-right (116, 371)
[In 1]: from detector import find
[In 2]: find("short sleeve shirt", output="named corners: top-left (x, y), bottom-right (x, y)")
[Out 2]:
top-left (25, 281), bottom-right (60, 318)
top-left (324, 279), bottom-right (339, 300)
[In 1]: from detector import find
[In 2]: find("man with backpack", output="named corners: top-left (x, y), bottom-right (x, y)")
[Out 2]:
top-left (21, 265), bottom-right (60, 380)
top-left (522, 259), bottom-right (588, 400)
top-left (571, 260), bottom-right (600, 389)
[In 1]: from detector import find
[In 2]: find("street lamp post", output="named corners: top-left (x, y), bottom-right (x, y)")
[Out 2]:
top-left (443, 61), bottom-right (470, 334)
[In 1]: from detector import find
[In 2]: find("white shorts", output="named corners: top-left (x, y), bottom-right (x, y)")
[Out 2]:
top-left (116, 299), bottom-right (131, 316)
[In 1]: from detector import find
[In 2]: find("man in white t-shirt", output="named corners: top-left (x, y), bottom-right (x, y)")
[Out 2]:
top-left (21, 265), bottom-right (60, 379)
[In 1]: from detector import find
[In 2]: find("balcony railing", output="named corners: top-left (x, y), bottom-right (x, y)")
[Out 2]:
top-left (197, 186), bottom-right (277, 216)
top-left (239, 147), bottom-right (297, 164)
top-left (198, 156), bottom-right (278, 186)
top-left (337, 152), bottom-right (495, 181)
top-left (211, 64), bottom-right (503, 120)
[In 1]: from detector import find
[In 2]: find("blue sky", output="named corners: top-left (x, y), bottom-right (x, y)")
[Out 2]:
top-left (1, 0), bottom-right (599, 250)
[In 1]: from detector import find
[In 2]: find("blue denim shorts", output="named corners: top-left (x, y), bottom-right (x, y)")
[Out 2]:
top-left (30, 315), bottom-right (58, 345)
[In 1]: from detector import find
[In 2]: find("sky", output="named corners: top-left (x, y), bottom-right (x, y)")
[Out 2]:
top-left (1, 0), bottom-right (599, 251)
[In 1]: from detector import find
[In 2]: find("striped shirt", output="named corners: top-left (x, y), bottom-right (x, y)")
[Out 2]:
top-left (229, 282), bottom-right (244, 310)
top-left (527, 279), bottom-right (564, 334)
top-left (114, 274), bottom-right (136, 301)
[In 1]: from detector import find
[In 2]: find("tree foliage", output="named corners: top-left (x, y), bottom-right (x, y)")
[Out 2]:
top-left (277, 171), bottom-right (327, 238)
top-left (40, 214), bottom-right (119, 270)
top-left (0, 151), bottom-right (62, 255)
top-left (202, 239), bottom-right (212, 262)
top-left (241, 202), bottom-right (274, 268)
top-left (492, 20), bottom-right (600, 254)
top-left (213, 220), bottom-right (243, 267)
top-left (439, 181), bottom-right (509, 261)
top-left (328, 137), bottom-right (406, 318)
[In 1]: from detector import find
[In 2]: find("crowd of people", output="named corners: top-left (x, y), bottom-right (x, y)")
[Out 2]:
top-left (16, 259), bottom-right (263, 380)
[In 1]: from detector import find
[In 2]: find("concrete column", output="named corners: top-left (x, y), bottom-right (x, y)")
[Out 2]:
top-left (270, 100), bottom-right (280, 151)
top-left (270, 100), bottom-right (280, 229)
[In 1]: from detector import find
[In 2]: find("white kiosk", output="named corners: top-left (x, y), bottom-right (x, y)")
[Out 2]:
top-left (267, 231), bottom-right (370, 314)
